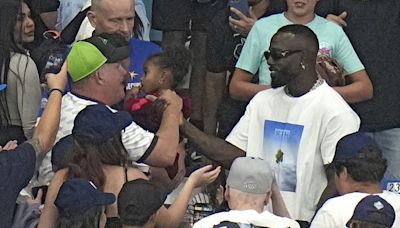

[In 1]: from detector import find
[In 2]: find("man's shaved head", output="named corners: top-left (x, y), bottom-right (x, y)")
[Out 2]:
top-left (91, 0), bottom-right (104, 12)
top-left (88, 0), bottom-right (135, 40)
top-left (274, 24), bottom-right (319, 55)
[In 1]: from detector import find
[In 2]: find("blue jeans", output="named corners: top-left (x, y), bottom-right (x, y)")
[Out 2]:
top-left (365, 128), bottom-right (400, 179)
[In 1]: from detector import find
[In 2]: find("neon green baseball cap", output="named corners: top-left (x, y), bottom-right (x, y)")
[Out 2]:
top-left (67, 33), bottom-right (130, 82)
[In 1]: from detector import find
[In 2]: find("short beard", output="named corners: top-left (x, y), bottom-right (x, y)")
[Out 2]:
top-left (270, 72), bottom-right (292, 89)
top-left (248, 0), bottom-right (264, 7)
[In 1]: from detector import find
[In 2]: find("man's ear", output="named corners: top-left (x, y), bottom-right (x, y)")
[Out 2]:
top-left (149, 210), bottom-right (159, 224)
top-left (224, 185), bottom-right (230, 202)
top-left (264, 191), bottom-right (272, 205)
top-left (160, 69), bottom-right (173, 86)
top-left (338, 166), bottom-right (350, 180)
top-left (93, 70), bottom-right (105, 85)
top-left (87, 10), bottom-right (97, 28)
top-left (342, 167), bottom-right (349, 179)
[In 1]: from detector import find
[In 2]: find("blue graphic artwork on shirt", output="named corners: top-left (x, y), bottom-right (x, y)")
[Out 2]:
top-left (263, 120), bottom-right (304, 192)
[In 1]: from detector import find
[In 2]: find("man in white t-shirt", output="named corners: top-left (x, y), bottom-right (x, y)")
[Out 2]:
top-left (229, 0), bottom-right (372, 104)
top-left (182, 24), bottom-right (360, 223)
top-left (311, 132), bottom-right (400, 228)
top-left (37, 33), bottom-right (182, 185)
top-left (193, 157), bottom-right (299, 228)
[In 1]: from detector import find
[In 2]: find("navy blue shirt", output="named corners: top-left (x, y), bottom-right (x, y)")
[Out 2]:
top-left (0, 142), bottom-right (37, 228)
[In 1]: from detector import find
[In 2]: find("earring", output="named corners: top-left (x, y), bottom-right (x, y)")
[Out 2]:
top-left (301, 62), bottom-right (306, 70)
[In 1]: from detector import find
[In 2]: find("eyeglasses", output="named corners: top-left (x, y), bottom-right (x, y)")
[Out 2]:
top-left (264, 49), bottom-right (302, 60)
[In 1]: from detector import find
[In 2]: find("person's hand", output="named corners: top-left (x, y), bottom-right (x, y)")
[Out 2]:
top-left (27, 188), bottom-right (44, 205)
top-left (229, 6), bottom-right (257, 36)
top-left (316, 55), bottom-right (345, 87)
top-left (0, 140), bottom-right (18, 151)
top-left (216, 185), bottom-right (225, 205)
top-left (46, 61), bottom-right (68, 91)
top-left (188, 165), bottom-right (221, 188)
top-left (326, 11), bottom-right (347, 27)
top-left (125, 86), bottom-right (141, 101)
top-left (158, 89), bottom-right (183, 111)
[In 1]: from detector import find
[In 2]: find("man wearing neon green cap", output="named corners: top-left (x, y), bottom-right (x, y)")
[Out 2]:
top-left (37, 33), bottom-right (183, 185)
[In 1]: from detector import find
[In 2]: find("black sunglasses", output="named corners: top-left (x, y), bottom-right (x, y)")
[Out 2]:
top-left (264, 49), bottom-right (302, 60)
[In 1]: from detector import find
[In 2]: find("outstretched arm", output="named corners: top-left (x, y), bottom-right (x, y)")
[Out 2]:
top-left (271, 176), bottom-right (291, 218)
top-left (316, 165), bottom-right (337, 210)
top-left (180, 120), bottom-right (245, 169)
top-left (32, 62), bottom-right (68, 155)
top-left (157, 165), bottom-right (221, 228)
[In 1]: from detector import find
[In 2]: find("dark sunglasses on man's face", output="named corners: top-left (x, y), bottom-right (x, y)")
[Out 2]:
top-left (264, 49), bottom-right (302, 60)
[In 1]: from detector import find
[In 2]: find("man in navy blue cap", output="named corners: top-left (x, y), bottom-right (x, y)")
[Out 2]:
top-left (311, 132), bottom-right (400, 227)
top-left (55, 178), bottom-right (115, 228)
top-left (347, 195), bottom-right (395, 228)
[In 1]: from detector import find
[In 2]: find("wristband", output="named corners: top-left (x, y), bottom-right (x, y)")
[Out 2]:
top-left (48, 88), bottom-right (64, 95)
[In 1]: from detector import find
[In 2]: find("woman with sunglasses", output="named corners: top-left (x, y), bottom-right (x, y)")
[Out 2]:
top-left (0, 0), bottom-right (41, 145)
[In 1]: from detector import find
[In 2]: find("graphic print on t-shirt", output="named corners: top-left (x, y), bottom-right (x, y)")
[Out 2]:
top-left (263, 120), bottom-right (304, 192)
top-left (318, 42), bottom-right (333, 57)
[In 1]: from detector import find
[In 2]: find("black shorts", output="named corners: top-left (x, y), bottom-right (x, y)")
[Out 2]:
top-left (152, 0), bottom-right (225, 32)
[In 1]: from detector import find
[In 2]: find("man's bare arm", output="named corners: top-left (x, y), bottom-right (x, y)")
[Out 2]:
top-left (180, 120), bottom-right (245, 169)
top-left (334, 70), bottom-right (373, 103)
top-left (271, 176), bottom-right (291, 218)
top-left (230, 68), bottom-right (269, 101)
top-left (316, 165), bottom-right (337, 210)
top-left (32, 63), bottom-right (68, 154)
top-left (144, 90), bottom-right (182, 167)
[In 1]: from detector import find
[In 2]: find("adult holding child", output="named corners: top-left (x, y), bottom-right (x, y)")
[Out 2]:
top-left (125, 46), bottom-right (192, 192)
top-left (37, 33), bottom-right (183, 186)
top-left (38, 103), bottom-right (220, 227)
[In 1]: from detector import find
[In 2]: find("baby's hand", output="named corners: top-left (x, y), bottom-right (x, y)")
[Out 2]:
top-left (188, 165), bottom-right (221, 188)
top-left (125, 86), bottom-right (141, 100)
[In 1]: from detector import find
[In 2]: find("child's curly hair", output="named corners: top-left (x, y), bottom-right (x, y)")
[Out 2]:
top-left (147, 45), bottom-right (192, 89)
